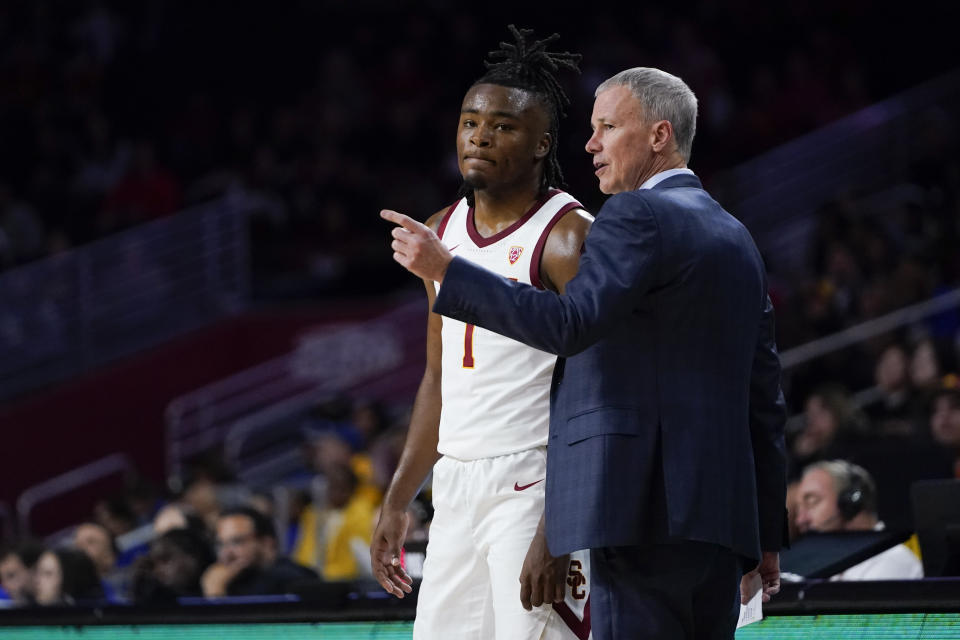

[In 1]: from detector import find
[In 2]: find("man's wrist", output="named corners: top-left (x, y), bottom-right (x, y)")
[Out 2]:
top-left (436, 255), bottom-right (453, 283)
top-left (382, 492), bottom-right (411, 513)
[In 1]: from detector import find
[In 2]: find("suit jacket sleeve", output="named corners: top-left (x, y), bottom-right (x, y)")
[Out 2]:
top-left (433, 192), bottom-right (659, 358)
top-left (750, 289), bottom-right (789, 551)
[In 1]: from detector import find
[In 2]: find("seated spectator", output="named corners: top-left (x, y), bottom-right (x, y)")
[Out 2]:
top-left (73, 521), bottom-right (131, 602)
top-left (795, 460), bottom-right (923, 580)
top-left (247, 492), bottom-right (275, 521)
top-left (181, 478), bottom-right (225, 532)
top-left (349, 400), bottom-right (390, 451)
top-left (308, 428), bottom-right (382, 508)
top-left (152, 503), bottom-right (208, 538)
top-left (92, 497), bottom-right (138, 539)
top-left (302, 399), bottom-right (387, 502)
top-left (292, 462), bottom-right (377, 581)
top-left (909, 337), bottom-right (948, 393)
top-left (201, 506), bottom-right (317, 597)
top-left (33, 548), bottom-right (105, 605)
top-left (930, 373), bottom-right (960, 478)
top-left (863, 342), bottom-right (919, 437)
top-left (132, 528), bottom-right (215, 604)
top-left (126, 475), bottom-right (164, 525)
top-left (789, 385), bottom-right (868, 477)
top-left (0, 542), bottom-right (44, 606)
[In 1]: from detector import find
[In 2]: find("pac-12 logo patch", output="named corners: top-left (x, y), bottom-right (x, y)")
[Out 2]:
top-left (508, 246), bottom-right (524, 264)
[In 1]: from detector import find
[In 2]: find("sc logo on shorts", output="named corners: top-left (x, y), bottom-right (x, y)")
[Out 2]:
top-left (567, 560), bottom-right (587, 599)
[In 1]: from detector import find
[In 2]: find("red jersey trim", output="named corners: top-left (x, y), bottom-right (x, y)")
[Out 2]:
top-left (436, 201), bottom-right (459, 240)
top-left (553, 596), bottom-right (591, 640)
top-left (529, 200), bottom-right (583, 290)
top-left (466, 189), bottom-right (561, 248)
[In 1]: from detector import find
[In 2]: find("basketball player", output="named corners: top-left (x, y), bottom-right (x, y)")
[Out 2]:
top-left (371, 26), bottom-right (593, 640)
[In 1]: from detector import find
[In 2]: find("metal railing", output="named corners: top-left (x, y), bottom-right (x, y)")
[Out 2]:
top-left (0, 198), bottom-right (249, 402)
top-left (780, 286), bottom-right (960, 370)
top-left (0, 501), bottom-right (14, 541)
top-left (16, 453), bottom-right (133, 536)
top-left (165, 298), bottom-right (424, 491)
top-left (780, 286), bottom-right (960, 434)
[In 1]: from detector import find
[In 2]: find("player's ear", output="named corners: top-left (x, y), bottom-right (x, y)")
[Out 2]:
top-left (535, 132), bottom-right (551, 160)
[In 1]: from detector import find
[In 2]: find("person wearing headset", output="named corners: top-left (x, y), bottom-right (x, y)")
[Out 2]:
top-left (795, 460), bottom-right (924, 580)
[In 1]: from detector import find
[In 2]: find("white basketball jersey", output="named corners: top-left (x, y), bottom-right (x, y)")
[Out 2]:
top-left (434, 189), bottom-right (584, 460)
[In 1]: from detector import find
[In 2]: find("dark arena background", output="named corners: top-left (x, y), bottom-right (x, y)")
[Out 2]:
top-left (1, 0), bottom-right (959, 637)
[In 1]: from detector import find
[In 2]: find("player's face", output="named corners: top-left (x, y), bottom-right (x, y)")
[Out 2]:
top-left (457, 83), bottom-right (550, 193)
top-left (585, 85), bottom-right (656, 194)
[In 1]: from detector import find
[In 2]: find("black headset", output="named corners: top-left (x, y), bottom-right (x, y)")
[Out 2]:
top-left (836, 463), bottom-right (873, 522)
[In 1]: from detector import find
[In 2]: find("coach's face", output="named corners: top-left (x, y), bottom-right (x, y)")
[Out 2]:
top-left (586, 85), bottom-right (658, 194)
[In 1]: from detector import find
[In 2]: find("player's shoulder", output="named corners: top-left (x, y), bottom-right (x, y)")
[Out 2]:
top-left (542, 206), bottom-right (592, 264)
top-left (425, 200), bottom-right (463, 233)
top-left (564, 206), bottom-right (594, 226)
top-left (548, 203), bottom-right (593, 242)
top-left (546, 189), bottom-right (593, 225)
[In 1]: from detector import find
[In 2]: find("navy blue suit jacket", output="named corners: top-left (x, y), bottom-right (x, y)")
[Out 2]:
top-left (433, 174), bottom-right (787, 562)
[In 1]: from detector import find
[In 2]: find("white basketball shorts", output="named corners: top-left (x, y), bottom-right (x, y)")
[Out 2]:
top-left (413, 447), bottom-right (591, 640)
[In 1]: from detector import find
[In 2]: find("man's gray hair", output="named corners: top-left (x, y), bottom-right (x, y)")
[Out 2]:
top-left (805, 459), bottom-right (878, 517)
top-left (596, 67), bottom-right (698, 162)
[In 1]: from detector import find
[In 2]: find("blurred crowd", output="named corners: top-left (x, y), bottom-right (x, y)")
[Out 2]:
top-left (0, 396), bottom-right (430, 607)
top-left (0, 1), bottom-right (954, 299)
top-left (3, 377), bottom-right (959, 608)
top-left (776, 140), bottom-right (960, 538)
top-left (775, 141), bottom-right (960, 355)
top-left (774, 131), bottom-right (960, 543)
top-left (1, 0), bottom-right (959, 608)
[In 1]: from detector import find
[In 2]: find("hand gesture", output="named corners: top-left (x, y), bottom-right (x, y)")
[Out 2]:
top-left (201, 561), bottom-right (244, 598)
top-left (370, 507), bottom-right (413, 598)
top-left (381, 209), bottom-right (452, 282)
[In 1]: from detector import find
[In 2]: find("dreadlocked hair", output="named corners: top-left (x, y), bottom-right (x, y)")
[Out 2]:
top-left (458, 25), bottom-right (581, 206)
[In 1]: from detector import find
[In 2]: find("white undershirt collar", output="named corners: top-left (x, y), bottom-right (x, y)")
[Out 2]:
top-left (638, 167), bottom-right (695, 190)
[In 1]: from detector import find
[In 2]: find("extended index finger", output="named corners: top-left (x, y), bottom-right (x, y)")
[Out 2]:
top-left (380, 209), bottom-right (424, 232)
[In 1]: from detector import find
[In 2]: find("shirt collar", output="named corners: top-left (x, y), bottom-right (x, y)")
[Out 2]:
top-left (638, 167), bottom-right (695, 190)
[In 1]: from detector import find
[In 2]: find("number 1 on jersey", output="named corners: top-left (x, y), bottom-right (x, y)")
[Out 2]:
top-left (461, 278), bottom-right (511, 369)
top-left (462, 324), bottom-right (476, 368)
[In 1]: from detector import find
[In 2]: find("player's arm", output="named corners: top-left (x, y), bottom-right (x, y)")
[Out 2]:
top-left (519, 207), bottom-right (593, 611)
top-left (370, 208), bottom-right (447, 599)
top-left (386, 191), bottom-right (660, 357)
